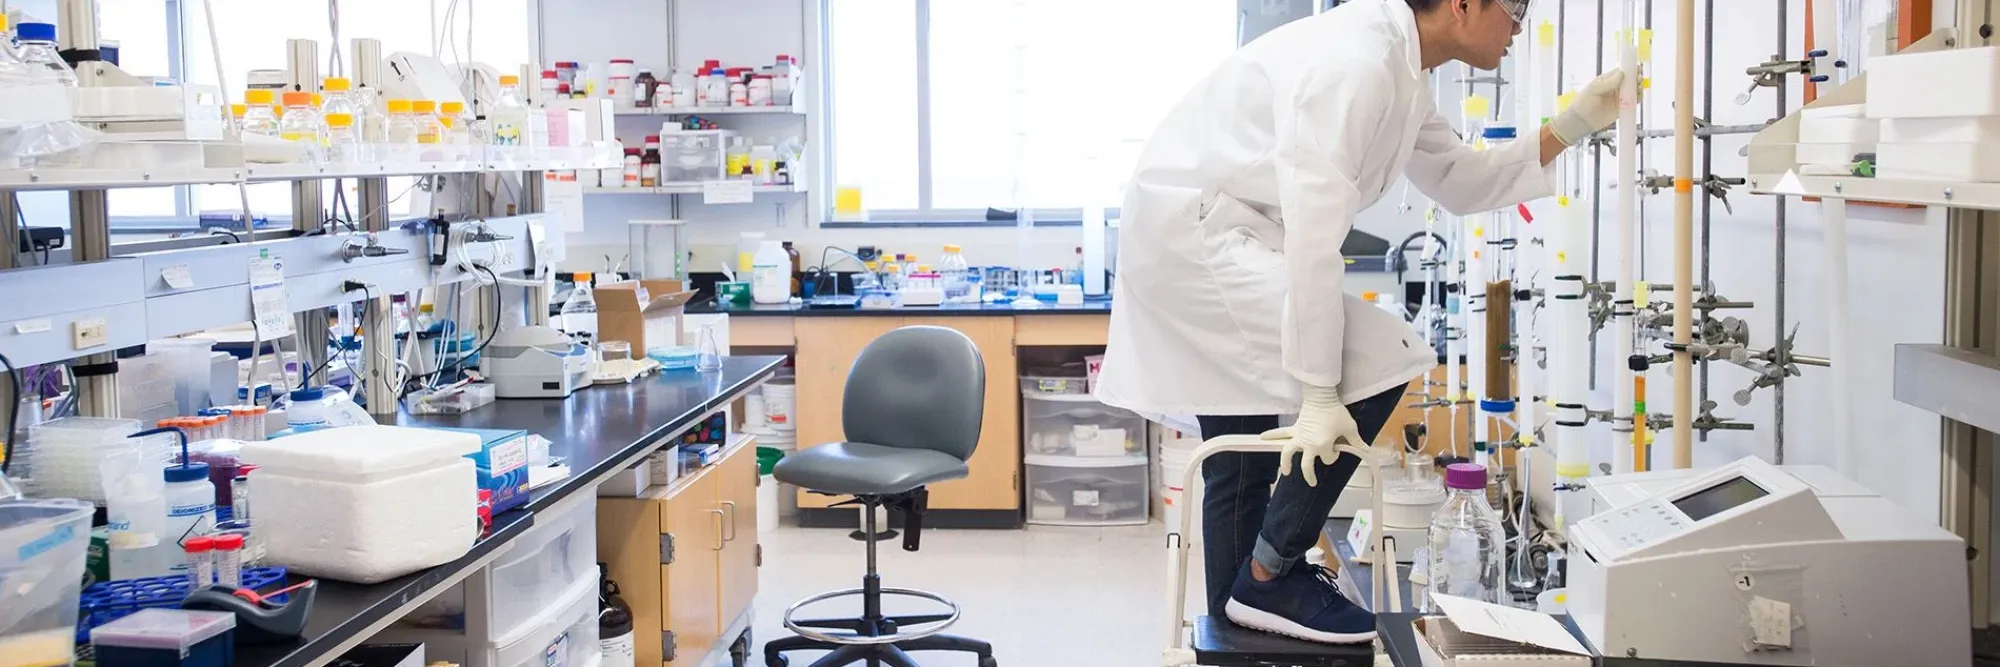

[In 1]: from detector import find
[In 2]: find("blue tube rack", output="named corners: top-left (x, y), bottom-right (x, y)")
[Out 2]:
top-left (77, 566), bottom-right (289, 642)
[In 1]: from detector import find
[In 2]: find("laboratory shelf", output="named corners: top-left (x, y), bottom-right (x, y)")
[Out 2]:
top-left (613, 104), bottom-right (806, 116)
top-left (1893, 344), bottom-right (2000, 434)
top-left (583, 182), bottom-right (807, 195)
top-left (0, 166), bottom-right (247, 190)
top-left (1024, 452), bottom-right (1148, 469)
top-left (0, 157), bottom-right (619, 191)
top-left (1749, 171), bottom-right (2000, 211)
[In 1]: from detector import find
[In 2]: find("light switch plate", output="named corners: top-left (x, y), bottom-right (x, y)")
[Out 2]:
top-left (71, 317), bottom-right (108, 349)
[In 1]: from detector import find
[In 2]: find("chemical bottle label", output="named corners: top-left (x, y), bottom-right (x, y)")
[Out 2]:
top-left (494, 122), bottom-right (521, 146)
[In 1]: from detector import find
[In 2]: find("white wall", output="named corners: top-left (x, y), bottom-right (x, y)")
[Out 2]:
top-left (1538, 0), bottom-right (1949, 521)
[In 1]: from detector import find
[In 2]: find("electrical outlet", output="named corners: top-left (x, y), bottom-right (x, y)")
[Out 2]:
top-left (72, 318), bottom-right (108, 349)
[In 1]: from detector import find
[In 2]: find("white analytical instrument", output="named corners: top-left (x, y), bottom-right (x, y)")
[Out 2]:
top-left (484, 325), bottom-right (592, 399)
top-left (1567, 456), bottom-right (1968, 667)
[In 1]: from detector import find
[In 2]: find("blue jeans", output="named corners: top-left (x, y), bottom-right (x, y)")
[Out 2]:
top-left (1195, 384), bottom-right (1407, 617)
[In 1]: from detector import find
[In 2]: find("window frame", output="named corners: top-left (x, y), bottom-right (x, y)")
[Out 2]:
top-left (820, 0), bottom-right (1136, 226)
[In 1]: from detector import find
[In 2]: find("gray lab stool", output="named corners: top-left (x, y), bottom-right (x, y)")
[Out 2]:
top-left (762, 326), bottom-right (998, 667)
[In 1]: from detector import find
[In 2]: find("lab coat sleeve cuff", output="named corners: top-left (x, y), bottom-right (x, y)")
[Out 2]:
top-left (1286, 367), bottom-right (1343, 392)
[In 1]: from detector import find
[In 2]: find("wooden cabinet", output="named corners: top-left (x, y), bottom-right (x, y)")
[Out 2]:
top-left (598, 438), bottom-right (760, 666)
top-left (793, 317), bottom-right (1020, 511)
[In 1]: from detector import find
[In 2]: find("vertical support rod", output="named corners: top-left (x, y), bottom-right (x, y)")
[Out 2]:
top-left (1772, 0), bottom-right (1790, 463)
top-left (1697, 0), bottom-right (1715, 442)
top-left (1669, 0), bottom-right (1696, 469)
top-left (0, 193), bottom-right (19, 270)
top-left (1612, 4), bottom-right (1639, 474)
top-left (357, 178), bottom-right (398, 415)
top-left (69, 190), bottom-right (119, 418)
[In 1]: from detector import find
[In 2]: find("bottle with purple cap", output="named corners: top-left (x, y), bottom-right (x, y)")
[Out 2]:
top-left (1423, 462), bottom-right (1506, 610)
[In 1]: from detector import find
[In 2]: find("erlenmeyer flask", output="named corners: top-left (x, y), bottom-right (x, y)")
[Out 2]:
top-left (696, 323), bottom-right (722, 372)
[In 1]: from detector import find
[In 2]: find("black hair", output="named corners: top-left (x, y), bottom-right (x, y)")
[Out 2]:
top-left (1407, 0), bottom-right (1491, 11)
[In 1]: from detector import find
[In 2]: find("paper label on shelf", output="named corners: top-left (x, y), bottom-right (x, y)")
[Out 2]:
top-left (248, 257), bottom-right (294, 339)
top-left (702, 179), bottom-right (754, 204)
top-left (13, 319), bottom-right (51, 334)
top-left (544, 176), bottom-right (586, 233)
top-left (161, 264), bottom-right (195, 289)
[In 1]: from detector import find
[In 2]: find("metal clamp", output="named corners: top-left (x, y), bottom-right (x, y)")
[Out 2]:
top-left (1738, 50), bottom-right (1846, 105)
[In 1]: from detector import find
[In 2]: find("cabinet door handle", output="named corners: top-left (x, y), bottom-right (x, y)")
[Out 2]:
top-left (719, 501), bottom-right (739, 542)
top-left (707, 509), bottom-right (726, 550)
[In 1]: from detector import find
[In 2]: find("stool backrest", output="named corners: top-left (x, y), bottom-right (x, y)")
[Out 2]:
top-left (842, 325), bottom-right (985, 461)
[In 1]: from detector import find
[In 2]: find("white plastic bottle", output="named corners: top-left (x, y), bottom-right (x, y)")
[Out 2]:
top-left (773, 54), bottom-right (798, 106)
top-left (163, 462), bottom-right (216, 575)
top-left (1424, 463), bottom-right (1506, 609)
top-left (559, 272), bottom-right (600, 340)
top-left (670, 68), bottom-right (697, 107)
top-left (751, 240), bottom-right (791, 304)
top-left (102, 444), bottom-right (168, 579)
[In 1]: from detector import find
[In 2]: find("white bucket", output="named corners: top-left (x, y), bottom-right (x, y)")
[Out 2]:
top-left (762, 381), bottom-right (796, 431)
top-left (1159, 438), bottom-right (1203, 533)
top-left (759, 429), bottom-right (796, 452)
top-left (758, 474), bottom-right (780, 534)
top-left (743, 394), bottom-right (768, 429)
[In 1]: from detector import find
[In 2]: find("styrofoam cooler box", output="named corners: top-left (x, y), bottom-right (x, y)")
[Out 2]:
top-left (1868, 46), bottom-right (2000, 119)
top-left (1795, 142), bottom-right (1872, 167)
top-left (239, 425), bottom-right (480, 584)
top-left (1026, 462), bottom-right (1150, 526)
top-left (404, 491), bottom-right (599, 641)
top-left (1798, 105), bottom-right (1878, 143)
top-left (1881, 116), bottom-right (2000, 143)
top-left (1878, 143), bottom-right (2000, 182)
top-left (1022, 395), bottom-right (1145, 460)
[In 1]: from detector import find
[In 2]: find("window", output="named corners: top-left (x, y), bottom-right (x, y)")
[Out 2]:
top-left (827, 0), bottom-right (1235, 222)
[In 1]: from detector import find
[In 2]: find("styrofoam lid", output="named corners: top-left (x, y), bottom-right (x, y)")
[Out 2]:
top-left (240, 425), bottom-right (481, 473)
top-left (1800, 103), bottom-right (1867, 119)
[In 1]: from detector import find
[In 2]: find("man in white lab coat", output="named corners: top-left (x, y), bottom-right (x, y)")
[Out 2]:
top-left (1095, 0), bottom-right (1624, 644)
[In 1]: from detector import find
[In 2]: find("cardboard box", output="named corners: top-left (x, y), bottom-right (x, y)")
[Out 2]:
top-left (1414, 595), bottom-right (1592, 667)
top-left (596, 279), bottom-right (698, 355)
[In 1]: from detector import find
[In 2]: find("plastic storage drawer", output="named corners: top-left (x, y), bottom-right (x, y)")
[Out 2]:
top-left (1022, 394), bottom-right (1145, 462)
top-left (395, 573), bottom-right (600, 667)
top-left (1026, 462), bottom-right (1149, 526)
top-left (404, 491), bottom-right (597, 642)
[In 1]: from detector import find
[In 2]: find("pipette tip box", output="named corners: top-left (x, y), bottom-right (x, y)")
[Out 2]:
top-left (89, 608), bottom-right (236, 667)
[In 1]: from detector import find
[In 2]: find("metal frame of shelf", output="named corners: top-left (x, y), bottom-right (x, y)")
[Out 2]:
top-left (1746, 10), bottom-right (2000, 630)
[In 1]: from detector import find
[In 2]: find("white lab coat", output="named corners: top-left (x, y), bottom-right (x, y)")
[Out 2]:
top-left (1095, 0), bottom-right (1553, 418)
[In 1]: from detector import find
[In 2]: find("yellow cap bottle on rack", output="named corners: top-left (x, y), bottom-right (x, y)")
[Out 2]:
top-left (322, 77), bottom-right (351, 93)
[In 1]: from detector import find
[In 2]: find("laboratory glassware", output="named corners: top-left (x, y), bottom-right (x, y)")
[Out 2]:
top-left (1424, 463), bottom-right (1505, 609)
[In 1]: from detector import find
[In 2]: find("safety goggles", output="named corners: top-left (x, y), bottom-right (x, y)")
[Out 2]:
top-left (1497, 0), bottom-right (1531, 23)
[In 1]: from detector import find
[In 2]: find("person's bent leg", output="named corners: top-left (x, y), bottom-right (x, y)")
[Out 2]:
top-left (1195, 415), bottom-right (1280, 618)
top-left (1221, 383), bottom-right (1409, 644)
top-left (1252, 384), bottom-right (1408, 578)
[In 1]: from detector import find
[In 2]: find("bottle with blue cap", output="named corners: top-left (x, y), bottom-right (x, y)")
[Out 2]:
top-left (12, 22), bottom-right (77, 86)
top-left (1482, 125), bottom-right (1518, 143)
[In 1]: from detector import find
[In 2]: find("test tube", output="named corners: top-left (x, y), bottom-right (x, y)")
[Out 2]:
top-left (249, 406), bottom-right (268, 441)
top-left (184, 535), bottom-right (215, 588)
top-left (213, 534), bottom-right (244, 587)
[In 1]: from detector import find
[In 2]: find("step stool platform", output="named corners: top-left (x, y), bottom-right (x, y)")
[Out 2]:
top-left (1192, 616), bottom-right (1376, 666)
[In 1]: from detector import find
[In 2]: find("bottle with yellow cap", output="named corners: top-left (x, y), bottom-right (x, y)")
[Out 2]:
top-left (939, 243), bottom-right (972, 303)
top-left (278, 91), bottom-right (324, 159)
top-left (385, 99), bottom-right (417, 145)
top-left (411, 100), bottom-right (444, 147)
top-left (320, 77), bottom-right (357, 119)
top-left (241, 90), bottom-right (280, 138)
top-left (439, 101), bottom-right (473, 147)
top-left (325, 111), bottom-right (360, 162)
top-left (491, 75), bottom-right (528, 147)
top-left (227, 104), bottom-right (248, 138)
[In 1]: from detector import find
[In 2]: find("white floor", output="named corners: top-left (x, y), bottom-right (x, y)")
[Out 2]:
top-left (751, 522), bottom-right (1184, 667)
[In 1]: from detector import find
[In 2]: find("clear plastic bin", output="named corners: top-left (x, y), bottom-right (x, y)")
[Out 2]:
top-left (0, 498), bottom-right (95, 666)
top-left (404, 492), bottom-right (596, 641)
top-left (1025, 463), bottom-right (1149, 526)
top-left (392, 568), bottom-right (600, 667)
top-left (22, 417), bottom-right (148, 503)
top-left (1021, 396), bottom-right (1145, 460)
top-left (1019, 374), bottom-right (1089, 396)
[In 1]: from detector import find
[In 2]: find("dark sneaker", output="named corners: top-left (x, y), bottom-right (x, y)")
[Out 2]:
top-left (1223, 561), bottom-right (1377, 644)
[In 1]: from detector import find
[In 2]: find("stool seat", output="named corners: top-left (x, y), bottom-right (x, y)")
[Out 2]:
top-left (773, 442), bottom-right (970, 496)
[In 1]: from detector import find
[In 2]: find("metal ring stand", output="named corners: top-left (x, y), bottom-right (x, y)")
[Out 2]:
top-left (782, 586), bottom-right (963, 646)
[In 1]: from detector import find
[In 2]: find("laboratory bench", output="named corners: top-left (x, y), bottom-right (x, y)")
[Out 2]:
top-left (223, 355), bottom-right (785, 667)
top-left (687, 298), bottom-right (1115, 317)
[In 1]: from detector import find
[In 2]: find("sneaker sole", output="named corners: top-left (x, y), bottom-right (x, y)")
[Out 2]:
top-left (1223, 599), bottom-right (1378, 645)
